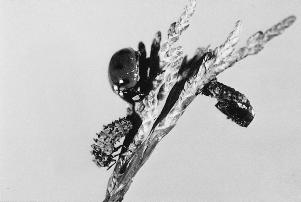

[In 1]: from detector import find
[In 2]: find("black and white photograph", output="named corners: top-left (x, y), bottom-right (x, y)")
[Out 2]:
top-left (1, 0), bottom-right (301, 201)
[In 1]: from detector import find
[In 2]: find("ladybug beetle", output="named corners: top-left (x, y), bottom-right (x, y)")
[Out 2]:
top-left (108, 48), bottom-right (142, 104)
top-left (108, 32), bottom-right (162, 104)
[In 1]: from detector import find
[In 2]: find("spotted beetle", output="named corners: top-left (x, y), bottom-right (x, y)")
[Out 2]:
top-left (108, 32), bottom-right (161, 105)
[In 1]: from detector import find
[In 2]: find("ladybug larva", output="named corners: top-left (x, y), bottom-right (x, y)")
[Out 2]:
top-left (91, 117), bottom-right (133, 169)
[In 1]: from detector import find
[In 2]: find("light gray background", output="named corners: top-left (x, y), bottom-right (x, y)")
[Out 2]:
top-left (1, 0), bottom-right (301, 201)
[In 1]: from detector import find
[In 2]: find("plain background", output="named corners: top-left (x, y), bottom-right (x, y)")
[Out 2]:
top-left (1, 0), bottom-right (301, 201)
